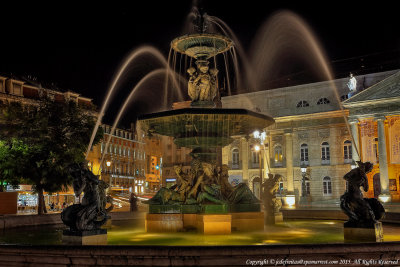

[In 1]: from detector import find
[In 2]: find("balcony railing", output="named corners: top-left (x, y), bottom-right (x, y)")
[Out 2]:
top-left (228, 161), bottom-right (242, 170)
top-left (270, 159), bottom-right (285, 168)
top-left (321, 159), bottom-right (330, 165)
top-left (249, 161), bottom-right (263, 169)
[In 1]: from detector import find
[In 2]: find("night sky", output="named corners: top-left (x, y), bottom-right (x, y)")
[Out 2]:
top-left (0, 1), bottom-right (399, 127)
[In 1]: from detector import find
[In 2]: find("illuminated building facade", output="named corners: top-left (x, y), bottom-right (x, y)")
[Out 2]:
top-left (222, 70), bottom-right (399, 206)
top-left (144, 136), bottom-right (162, 191)
top-left (87, 124), bottom-right (147, 195)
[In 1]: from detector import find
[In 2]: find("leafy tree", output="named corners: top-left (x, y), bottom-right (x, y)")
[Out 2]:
top-left (0, 98), bottom-right (102, 214)
top-left (0, 139), bottom-right (28, 192)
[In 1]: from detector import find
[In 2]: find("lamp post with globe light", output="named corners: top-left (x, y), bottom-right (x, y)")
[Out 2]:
top-left (106, 160), bottom-right (112, 187)
top-left (253, 130), bottom-right (266, 198)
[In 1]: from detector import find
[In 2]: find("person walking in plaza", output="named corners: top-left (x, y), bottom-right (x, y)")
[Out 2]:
top-left (129, 192), bottom-right (138, 212)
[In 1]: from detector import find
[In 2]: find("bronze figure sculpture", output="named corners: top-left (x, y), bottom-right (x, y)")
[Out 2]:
top-left (340, 161), bottom-right (385, 228)
top-left (61, 163), bottom-right (113, 232)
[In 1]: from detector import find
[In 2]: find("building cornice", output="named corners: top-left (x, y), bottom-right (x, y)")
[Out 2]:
top-left (274, 109), bottom-right (349, 122)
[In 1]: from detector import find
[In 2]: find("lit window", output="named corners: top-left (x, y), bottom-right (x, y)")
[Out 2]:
top-left (302, 179), bottom-right (311, 195)
top-left (321, 142), bottom-right (330, 164)
top-left (344, 140), bottom-right (352, 163)
top-left (300, 144), bottom-right (309, 165)
top-left (323, 177), bottom-right (332, 195)
top-left (251, 150), bottom-right (259, 164)
top-left (297, 100), bottom-right (309, 107)
top-left (232, 148), bottom-right (239, 167)
top-left (274, 145), bottom-right (283, 166)
top-left (317, 98), bottom-right (330, 105)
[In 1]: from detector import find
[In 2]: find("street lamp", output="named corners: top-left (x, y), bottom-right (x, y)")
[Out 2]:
top-left (300, 165), bottom-right (308, 197)
top-left (253, 130), bottom-right (266, 199)
top-left (106, 160), bottom-right (112, 186)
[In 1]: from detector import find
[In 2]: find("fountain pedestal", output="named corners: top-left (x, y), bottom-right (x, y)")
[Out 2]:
top-left (62, 229), bottom-right (107, 245)
top-left (344, 222), bottom-right (383, 242)
top-left (231, 212), bottom-right (264, 232)
top-left (197, 214), bottom-right (231, 234)
top-left (145, 213), bottom-right (184, 232)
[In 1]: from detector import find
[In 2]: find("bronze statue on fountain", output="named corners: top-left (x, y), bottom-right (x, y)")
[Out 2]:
top-left (138, 10), bottom-right (274, 232)
top-left (61, 163), bottom-right (113, 233)
top-left (144, 163), bottom-right (259, 207)
top-left (340, 161), bottom-right (385, 241)
top-left (261, 173), bottom-right (283, 225)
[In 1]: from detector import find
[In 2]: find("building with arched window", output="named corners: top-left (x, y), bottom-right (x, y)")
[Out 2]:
top-left (300, 144), bottom-right (309, 165)
top-left (323, 177), bottom-right (332, 196)
top-left (343, 140), bottom-right (352, 163)
top-left (222, 69), bottom-right (400, 205)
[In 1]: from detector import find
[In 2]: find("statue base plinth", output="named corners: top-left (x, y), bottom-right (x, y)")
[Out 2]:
top-left (231, 212), bottom-right (264, 231)
top-left (62, 229), bottom-right (107, 245)
top-left (197, 214), bottom-right (231, 234)
top-left (229, 203), bottom-right (261, 213)
top-left (183, 214), bottom-right (198, 230)
top-left (145, 213), bottom-right (183, 232)
top-left (344, 222), bottom-right (383, 242)
top-left (200, 204), bottom-right (229, 214)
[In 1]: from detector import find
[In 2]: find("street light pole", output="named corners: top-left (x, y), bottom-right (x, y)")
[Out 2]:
top-left (253, 130), bottom-right (267, 199)
top-left (106, 160), bottom-right (112, 187)
top-left (254, 144), bottom-right (262, 198)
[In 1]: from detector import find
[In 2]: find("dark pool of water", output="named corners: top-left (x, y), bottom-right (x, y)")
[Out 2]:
top-left (1, 220), bottom-right (399, 246)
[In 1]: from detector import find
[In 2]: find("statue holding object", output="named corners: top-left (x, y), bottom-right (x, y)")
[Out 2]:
top-left (261, 173), bottom-right (282, 224)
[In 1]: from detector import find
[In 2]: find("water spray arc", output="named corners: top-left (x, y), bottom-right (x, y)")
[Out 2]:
top-left (85, 47), bottom-right (184, 160)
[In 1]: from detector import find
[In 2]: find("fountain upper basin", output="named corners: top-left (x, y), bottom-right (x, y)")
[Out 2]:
top-left (171, 33), bottom-right (233, 59)
top-left (138, 108), bottom-right (274, 148)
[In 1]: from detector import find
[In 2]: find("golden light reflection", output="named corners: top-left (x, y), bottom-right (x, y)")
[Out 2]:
top-left (262, 239), bottom-right (279, 244)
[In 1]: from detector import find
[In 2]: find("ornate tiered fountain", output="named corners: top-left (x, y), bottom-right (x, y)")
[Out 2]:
top-left (138, 12), bottom-right (275, 234)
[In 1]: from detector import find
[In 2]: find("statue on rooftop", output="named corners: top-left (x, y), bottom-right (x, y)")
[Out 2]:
top-left (340, 161), bottom-right (385, 228)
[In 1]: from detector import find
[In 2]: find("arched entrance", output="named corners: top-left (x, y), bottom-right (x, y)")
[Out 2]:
top-left (373, 173), bottom-right (381, 198)
top-left (252, 177), bottom-right (261, 199)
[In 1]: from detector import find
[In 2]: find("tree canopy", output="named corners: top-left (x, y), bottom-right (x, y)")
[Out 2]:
top-left (0, 97), bottom-right (103, 213)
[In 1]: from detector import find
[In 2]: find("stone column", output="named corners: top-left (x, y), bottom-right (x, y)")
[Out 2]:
top-left (376, 116), bottom-right (390, 201)
top-left (349, 119), bottom-right (360, 162)
top-left (284, 131), bottom-right (294, 194)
